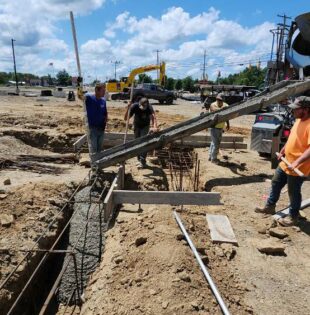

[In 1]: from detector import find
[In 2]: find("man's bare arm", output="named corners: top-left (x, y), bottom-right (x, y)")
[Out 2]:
top-left (289, 146), bottom-right (310, 170)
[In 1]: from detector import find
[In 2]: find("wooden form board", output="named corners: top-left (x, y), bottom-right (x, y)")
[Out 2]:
top-left (112, 190), bottom-right (221, 206)
top-left (103, 165), bottom-right (125, 222)
top-left (273, 198), bottom-right (310, 220)
top-left (206, 214), bottom-right (238, 245)
top-left (73, 132), bottom-right (245, 151)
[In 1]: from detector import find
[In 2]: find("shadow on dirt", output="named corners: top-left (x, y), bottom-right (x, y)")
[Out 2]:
top-left (204, 174), bottom-right (268, 191)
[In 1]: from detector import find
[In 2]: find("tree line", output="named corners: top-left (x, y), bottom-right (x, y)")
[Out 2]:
top-left (0, 66), bottom-right (267, 90)
top-left (139, 66), bottom-right (267, 91)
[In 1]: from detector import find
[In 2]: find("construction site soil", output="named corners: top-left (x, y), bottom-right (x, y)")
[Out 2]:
top-left (0, 90), bottom-right (309, 315)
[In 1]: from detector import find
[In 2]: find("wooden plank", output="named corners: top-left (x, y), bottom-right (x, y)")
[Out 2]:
top-left (75, 133), bottom-right (244, 151)
top-left (112, 190), bottom-right (221, 205)
top-left (117, 165), bottom-right (125, 190)
top-left (175, 141), bottom-right (247, 149)
top-left (95, 80), bottom-right (310, 169)
top-left (103, 139), bottom-right (247, 149)
top-left (103, 132), bottom-right (244, 143)
top-left (73, 134), bottom-right (87, 150)
top-left (206, 214), bottom-right (238, 245)
top-left (273, 198), bottom-right (310, 220)
top-left (103, 176), bottom-right (118, 222)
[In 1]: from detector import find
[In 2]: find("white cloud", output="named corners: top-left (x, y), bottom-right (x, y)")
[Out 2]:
top-left (0, 0), bottom-right (106, 74)
top-left (91, 7), bottom-right (274, 80)
top-left (0, 3), bottom-right (275, 81)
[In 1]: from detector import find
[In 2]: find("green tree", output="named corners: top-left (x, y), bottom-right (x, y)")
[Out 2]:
top-left (56, 69), bottom-right (71, 86)
top-left (218, 66), bottom-right (267, 88)
top-left (46, 74), bottom-right (55, 86)
top-left (0, 72), bottom-right (10, 84)
top-left (138, 74), bottom-right (153, 84)
top-left (165, 77), bottom-right (175, 90)
top-left (175, 79), bottom-right (183, 91)
top-left (182, 76), bottom-right (195, 93)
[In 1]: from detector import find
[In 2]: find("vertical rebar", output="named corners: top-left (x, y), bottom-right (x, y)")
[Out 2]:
top-left (196, 160), bottom-right (200, 191)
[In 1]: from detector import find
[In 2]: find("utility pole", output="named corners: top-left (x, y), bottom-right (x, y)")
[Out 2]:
top-left (202, 49), bottom-right (207, 82)
top-left (11, 39), bottom-right (19, 94)
top-left (112, 60), bottom-right (121, 79)
top-left (265, 14), bottom-right (291, 87)
top-left (155, 49), bottom-right (161, 81)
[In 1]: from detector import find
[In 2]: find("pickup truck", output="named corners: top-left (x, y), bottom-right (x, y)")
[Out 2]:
top-left (132, 83), bottom-right (176, 104)
top-left (110, 83), bottom-right (176, 104)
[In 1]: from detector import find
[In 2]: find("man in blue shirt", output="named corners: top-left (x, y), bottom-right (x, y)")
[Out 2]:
top-left (81, 83), bottom-right (108, 153)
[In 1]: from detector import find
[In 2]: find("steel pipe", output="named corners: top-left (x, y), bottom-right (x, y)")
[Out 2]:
top-left (173, 211), bottom-right (231, 315)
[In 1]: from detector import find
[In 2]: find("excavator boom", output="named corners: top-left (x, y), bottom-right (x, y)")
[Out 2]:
top-left (127, 62), bottom-right (166, 86)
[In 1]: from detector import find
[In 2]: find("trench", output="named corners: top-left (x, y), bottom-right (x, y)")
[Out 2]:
top-left (39, 174), bottom-right (115, 315)
top-left (2, 144), bottom-right (198, 315)
top-left (0, 172), bottom-right (117, 315)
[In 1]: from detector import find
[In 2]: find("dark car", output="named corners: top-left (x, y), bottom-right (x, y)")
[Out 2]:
top-left (132, 83), bottom-right (176, 104)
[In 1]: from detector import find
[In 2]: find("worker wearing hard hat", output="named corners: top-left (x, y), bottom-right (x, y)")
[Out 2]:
top-left (208, 93), bottom-right (230, 164)
top-left (255, 96), bottom-right (310, 226)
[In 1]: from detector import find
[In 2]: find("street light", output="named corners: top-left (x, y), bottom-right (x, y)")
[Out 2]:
top-left (11, 38), bottom-right (19, 94)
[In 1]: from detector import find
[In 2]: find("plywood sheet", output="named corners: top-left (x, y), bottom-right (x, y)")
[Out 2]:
top-left (206, 214), bottom-right (238, 245)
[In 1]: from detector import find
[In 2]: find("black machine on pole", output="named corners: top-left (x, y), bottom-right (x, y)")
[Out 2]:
top-left (11, 38), bottom-right (19, 94)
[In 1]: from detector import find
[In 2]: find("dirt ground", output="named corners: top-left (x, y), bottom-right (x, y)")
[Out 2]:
top-left (0, 88), bottom-right (309, 315)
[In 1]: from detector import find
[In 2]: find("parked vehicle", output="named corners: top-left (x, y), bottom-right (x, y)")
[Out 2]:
top-left (199, 84), bottom-right (258, 109)
top-left (250, 104), bottom-right (294, 168)
top-left (111, 83), bottom-right (176, 104)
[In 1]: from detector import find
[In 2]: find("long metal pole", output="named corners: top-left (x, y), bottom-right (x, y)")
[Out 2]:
top-left (70, 13), bottom-right (81, 77)
top-left (123, 82), bottom-right (135, 144)
top-left (173, 211), bottom-right (231, 315)
top-left (70, 11), bottom-right (94, 161)
top-left (11, 39), bottom-right (19, 94)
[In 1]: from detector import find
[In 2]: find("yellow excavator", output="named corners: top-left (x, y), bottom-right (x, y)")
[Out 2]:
top-left (106, 62), bottom-right (166, 93)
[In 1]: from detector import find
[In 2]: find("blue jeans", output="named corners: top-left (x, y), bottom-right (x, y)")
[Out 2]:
top-left (134, 125), bottom-right (150, 163)
top-left (89, 127), bottom-right (105, 153)
top-left (267, 166), bottom-right (304, 218)
top-left (209, 128), bottom-right (223, 161)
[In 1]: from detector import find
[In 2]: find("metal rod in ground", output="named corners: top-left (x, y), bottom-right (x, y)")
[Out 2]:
top-left (194, 153), bottom-right (198, 191)
top-left (196, 160), bottom-right (200, 190)
top-left (173, 211), bottom-right (231, 315)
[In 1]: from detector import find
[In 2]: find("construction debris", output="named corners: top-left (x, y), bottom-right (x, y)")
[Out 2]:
top-left (257, 239), bottom-right (286, 255)
top-left (206, 214), bottom-right (238, 245)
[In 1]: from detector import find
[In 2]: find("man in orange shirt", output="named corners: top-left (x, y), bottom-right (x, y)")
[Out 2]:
top-left (255, 96), bottom-right (310, 226)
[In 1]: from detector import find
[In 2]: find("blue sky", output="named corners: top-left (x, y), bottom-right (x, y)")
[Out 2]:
top-left (0, 0), bottom-right (309, 82)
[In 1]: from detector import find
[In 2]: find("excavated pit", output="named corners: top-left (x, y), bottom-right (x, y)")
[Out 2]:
top-left (2, 130), bottom-right (83, 153)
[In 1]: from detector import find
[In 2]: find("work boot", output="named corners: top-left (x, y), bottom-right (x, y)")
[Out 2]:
top-left (210, 159), bottom-right (220, 165)
top-left (254, 204), bottom-right (276, 215)
top-left (278, 215), bottom-right (298, 227)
